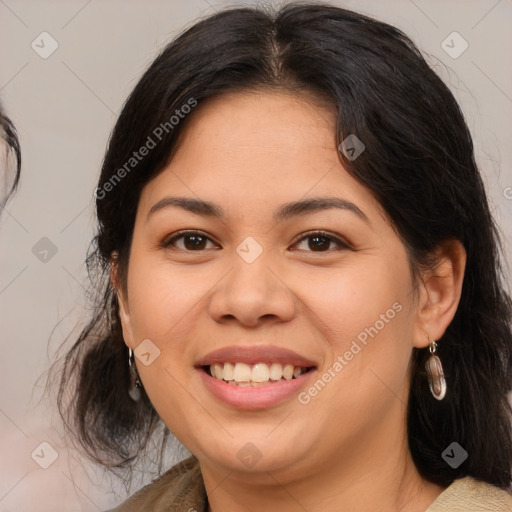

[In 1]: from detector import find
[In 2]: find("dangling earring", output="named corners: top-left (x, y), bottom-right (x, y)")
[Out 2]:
top-left (425, 339), bottom-right (446, 400)
top-left (128, 348), bottom-right (142, 402)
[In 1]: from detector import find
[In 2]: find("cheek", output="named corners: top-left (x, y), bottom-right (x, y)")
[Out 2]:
top-left (126, 253), bottom-right (207, 341)
top-left (299, 255), bottom-right (414, 406)
top-left (296, 256), bottom-right (412, 348)
top-left (124, 255), bottom-right (203, 432)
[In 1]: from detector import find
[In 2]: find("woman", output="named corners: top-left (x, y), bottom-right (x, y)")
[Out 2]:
top-left (57, 3), bottom-right (512, 510)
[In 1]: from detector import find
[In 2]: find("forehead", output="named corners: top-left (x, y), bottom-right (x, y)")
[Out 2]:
top-left (138, 90), bottom-right (381, 222)
top-left (175, 90), bottom-right (337, 158)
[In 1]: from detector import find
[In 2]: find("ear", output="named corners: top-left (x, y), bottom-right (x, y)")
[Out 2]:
top-left (412, 239), bottom-right (467, 348)
top-left (110, 252), bottom-right (136, 349)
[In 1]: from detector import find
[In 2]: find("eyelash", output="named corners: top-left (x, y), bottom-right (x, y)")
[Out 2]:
top-left (160, 230), bottom-right (351, 253)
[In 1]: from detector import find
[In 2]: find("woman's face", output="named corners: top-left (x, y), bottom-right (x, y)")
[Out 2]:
top-left (117, 90), bottom-right (426, 481)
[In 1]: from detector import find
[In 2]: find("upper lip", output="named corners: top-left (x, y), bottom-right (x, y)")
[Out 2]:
top-left (196, 345), bottom-right (317, 368)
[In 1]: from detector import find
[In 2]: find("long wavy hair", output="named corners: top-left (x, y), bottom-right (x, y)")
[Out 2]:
top-left (55, 2), bottom-right (512, 489)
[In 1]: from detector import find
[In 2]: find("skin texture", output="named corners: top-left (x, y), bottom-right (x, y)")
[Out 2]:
top-left (114, 91), bottom-right (466, 512)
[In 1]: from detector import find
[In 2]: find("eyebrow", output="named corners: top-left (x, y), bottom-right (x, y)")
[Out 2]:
top-left (147, 196), bottom-right (370, 224)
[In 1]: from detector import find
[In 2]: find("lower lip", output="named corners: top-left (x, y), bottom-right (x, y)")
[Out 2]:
top-left (198, 368), bottom-right (316, 410)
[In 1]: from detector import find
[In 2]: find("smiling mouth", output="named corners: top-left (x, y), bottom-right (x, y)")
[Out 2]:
top-left (204, 362), bottom-right (315, 387)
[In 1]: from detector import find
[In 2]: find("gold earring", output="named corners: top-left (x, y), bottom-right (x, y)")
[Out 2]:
top-left (425, 339), bottom-right (446, 400)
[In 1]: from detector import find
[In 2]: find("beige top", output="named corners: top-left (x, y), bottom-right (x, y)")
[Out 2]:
top-left (108, 456), bottom-right (512, 511)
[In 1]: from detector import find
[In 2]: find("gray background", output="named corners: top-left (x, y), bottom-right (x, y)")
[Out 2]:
top-left (1, 0), bottom-right (511, 510)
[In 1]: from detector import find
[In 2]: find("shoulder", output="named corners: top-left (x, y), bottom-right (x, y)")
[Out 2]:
top-left (426, 476), bottom-right (512, 512)
top-left (106, 456), bottom-right (206, 512)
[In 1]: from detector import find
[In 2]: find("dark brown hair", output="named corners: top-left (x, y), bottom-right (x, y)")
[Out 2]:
top-left (0, 101), bottom-right (21, 208)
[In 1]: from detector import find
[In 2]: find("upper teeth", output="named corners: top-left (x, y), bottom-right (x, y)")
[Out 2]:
top-left (210, 362), bottom-right (307, 383)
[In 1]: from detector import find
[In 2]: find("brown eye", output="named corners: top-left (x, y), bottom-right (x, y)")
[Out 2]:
top-left (293, 231), bottom-right (350, 252)
top-left (161, 231), bottom-right (217, 251)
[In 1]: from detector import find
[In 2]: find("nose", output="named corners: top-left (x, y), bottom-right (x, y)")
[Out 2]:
top-left (207, 252), bottom-right (297, 328)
